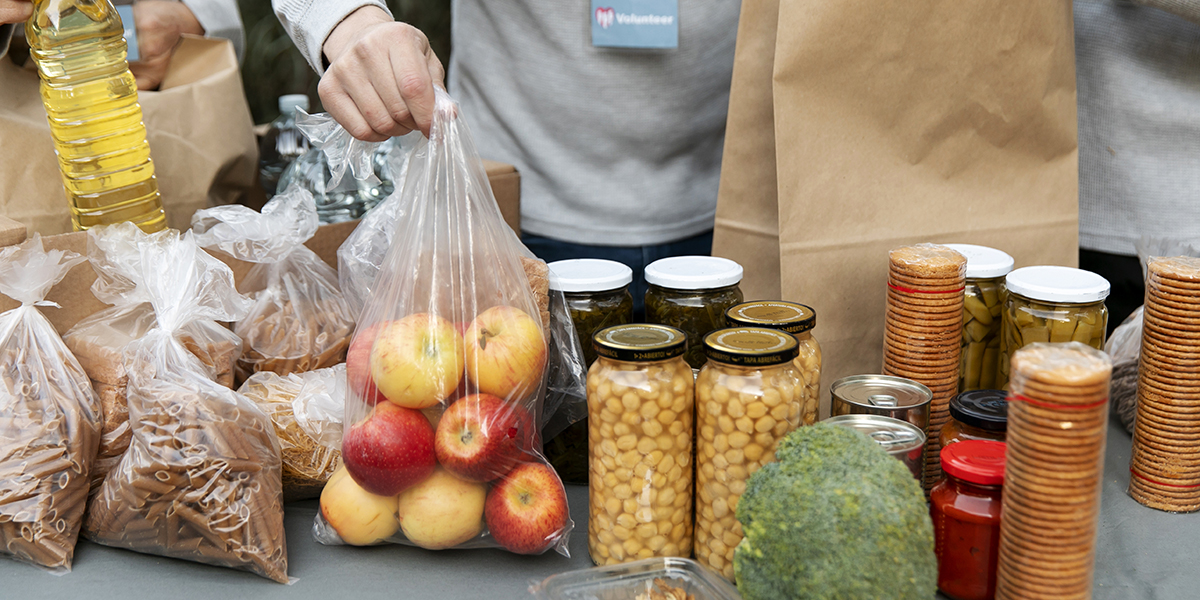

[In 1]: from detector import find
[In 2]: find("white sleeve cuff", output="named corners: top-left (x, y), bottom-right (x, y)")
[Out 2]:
top-left (180, 0), bottom-right (246, 62)
top-left (271, 0), bottom-right (392, 75)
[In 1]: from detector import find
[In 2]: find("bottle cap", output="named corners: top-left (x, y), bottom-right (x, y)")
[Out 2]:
top-left (942, 244), bottom-right (1015, 279)
top-left (548, 259), bottom-right (632, 293)
top-left (941, 440), bottom-right (1006, 486)
top-left (703, 328), bottom-right (798, 367)
top-left (949, 390), bottom-right (1008, 432)
top-left (594, 324), bottom-right (687, 362)
top-left (644, 256), bottom-right (743, 290)
top-left (1006, 266), bottom-right (1111, 303)
top-left (279, 94), bottom-right (310, 115)
top-left (726, 301), bottom-right (816, 335)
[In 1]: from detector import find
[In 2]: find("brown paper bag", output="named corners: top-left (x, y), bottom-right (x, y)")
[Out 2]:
top-left (715, 0), bottom-right (1080, 412)
top-left (0, 36), bottom-right (257, 235)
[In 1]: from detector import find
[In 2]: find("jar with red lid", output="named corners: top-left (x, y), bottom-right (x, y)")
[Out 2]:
top-left (931, 439), bottom-right (1005, 600)
top-left (938, 389), bottom-right (1007, 450)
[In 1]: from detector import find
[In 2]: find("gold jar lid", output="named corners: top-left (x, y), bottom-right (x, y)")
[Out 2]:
top-left (594, 324), bottom-right (687, 362)
top-left (725, 301), bottom-right (816, 335)
top-left (703, 327), bottom-right (799, 367)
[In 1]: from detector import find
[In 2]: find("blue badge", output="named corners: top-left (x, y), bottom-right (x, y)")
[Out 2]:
top-left (591, 0), bottom-right (679, 49)
top-left (115, 4), bottom-right (139, 61)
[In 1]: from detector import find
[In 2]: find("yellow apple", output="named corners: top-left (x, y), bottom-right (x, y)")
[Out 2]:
top-left (396, 467), bottom-right (487, 550)
top-left (464, 305), bottom-right (547, 400)
top-left (371, 313), bottom-right (465, 409)
top-left (320, 466), bottom-right (400, 545)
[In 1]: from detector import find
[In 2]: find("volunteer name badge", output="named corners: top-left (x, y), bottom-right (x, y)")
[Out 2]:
top-left (591, 0), bottom-right (679, 49)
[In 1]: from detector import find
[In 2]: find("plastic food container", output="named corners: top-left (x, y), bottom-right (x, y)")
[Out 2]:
top-left (694, 327), bottom-right (802, 580)
top-left (825, 414), bottom-right (927, 479)
top-left (725, 301), bottom-right (821, 425)
top-left (645, 256), bottom-right (745, 369)
top-left (529, 557), bottom-right (741, 600)
top-left (944, 244), bottom-right (1013, 392)
top-left (587, 325), bottom-right (694, 566)
top-left (998, 266), bottom-right (1110, 388)
top-left (829, 374), bottom-right (932, 433)
top-left (938, 389), bottom-right (1007, 450)
top-left (931, 440), bottom-right (1005, 600)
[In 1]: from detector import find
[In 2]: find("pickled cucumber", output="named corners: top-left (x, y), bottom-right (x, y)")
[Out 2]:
top-left (959, 278), bottom-right (1006, 392)
top-left (997, 293), bottom-right (1107, 389)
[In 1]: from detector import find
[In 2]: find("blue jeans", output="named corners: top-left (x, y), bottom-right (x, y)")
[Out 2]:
top-left (522, 231), bottom-right (715, 320)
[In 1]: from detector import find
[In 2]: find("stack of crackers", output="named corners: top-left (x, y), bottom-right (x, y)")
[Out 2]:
top-left (1129, 256), bottom-right (1200, 512)
top-left (996, 342), bottom-right (1111, 600)
top-left (882, 244), bottom-right (967, 491)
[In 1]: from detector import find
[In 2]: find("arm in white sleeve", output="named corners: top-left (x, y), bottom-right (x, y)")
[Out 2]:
top-left (1131, 0), bottom-right (1200, 25)
top-left (271, 0), bottom-right (391, 75)
top-left (180, 0), bottom-right (245, 62)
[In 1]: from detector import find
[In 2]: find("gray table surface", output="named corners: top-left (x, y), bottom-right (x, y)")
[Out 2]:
top-left (2, 418), bottom-right (1191, 600)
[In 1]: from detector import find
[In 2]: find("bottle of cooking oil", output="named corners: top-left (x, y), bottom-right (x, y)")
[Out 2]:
top-left (26, 0), bottom-right (166, 232)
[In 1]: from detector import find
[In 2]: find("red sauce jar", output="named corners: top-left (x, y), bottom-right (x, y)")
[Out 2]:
top-left (930, 439), bottom-right (1005, 600)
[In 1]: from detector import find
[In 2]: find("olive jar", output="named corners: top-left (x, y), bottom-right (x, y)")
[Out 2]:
top-left (645, 256), bottom-right (744, 369)
top-left (944, 244), bottom-right (1013, 392)
top-left (694, 327), bottom-right (803, 580)
top-left (726, 301), bottom-right (821, 425)
top-left (587, 325), bottom-right (694, 566)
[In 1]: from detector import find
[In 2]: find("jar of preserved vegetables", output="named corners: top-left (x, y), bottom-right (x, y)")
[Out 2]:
top-left (944, 244), bottom-right (1013, 392)
top-left (939, 389), bottom-right (1007, 450)
top-left (931, 440), bottom-right (1005, 600)
top-left (543, 259), bottom-right (635, 485)
top-left (725, 301), bottom-right (821, 425)
top-left (645, 257), bottom-right (744, 369)
top-left (587, 324), bottom-right (694, 566)
top-left (695, 327), bottom-right (802, 580)
top-left (998, 266), bottom-right (1110, 388)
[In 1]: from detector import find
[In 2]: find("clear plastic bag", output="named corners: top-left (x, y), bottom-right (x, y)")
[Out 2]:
top-left (239, 365), bottom-right (344, 501)
top-left (192, 187), bottom-right (356, 386)
top-left (315, 89), bottom-right (573, 556)
top-left (0, 235), bottom-right (101, 572)
top-left (82, 225), bottom-right (288, 583)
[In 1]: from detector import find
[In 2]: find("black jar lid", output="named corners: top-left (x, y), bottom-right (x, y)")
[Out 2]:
top-left (594, 324), bottom-right (687, 362)
top-left (949, 389), bottom-right (1008, 432)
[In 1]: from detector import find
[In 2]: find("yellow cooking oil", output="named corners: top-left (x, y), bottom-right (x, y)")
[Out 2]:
top-left (26, 0), bottom-right (165, 232)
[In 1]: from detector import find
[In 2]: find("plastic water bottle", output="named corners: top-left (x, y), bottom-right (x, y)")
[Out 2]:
top-left (259, 94), bottom-right (311, 199)
top-left (277, 138), bottom-right (399, 224)
top-left (27, 0), bottom-right (166, 232)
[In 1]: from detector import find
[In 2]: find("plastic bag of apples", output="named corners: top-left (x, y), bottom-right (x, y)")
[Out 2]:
top-left (314, 89), bottom-right (573, 555)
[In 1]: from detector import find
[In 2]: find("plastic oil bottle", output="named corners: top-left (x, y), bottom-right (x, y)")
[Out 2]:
top-left (26, 0), bottom-right (166, 232)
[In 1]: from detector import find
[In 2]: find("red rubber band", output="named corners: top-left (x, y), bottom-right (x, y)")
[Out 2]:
top-left (1009, 393), bottom-right (1108, 411)
top-left (887, 283), bottom-right (965, 295)
top-left (1130, 468), bottom-right (1200, 490)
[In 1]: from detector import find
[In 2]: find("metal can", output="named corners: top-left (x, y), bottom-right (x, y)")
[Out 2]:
top-left (825, 414), bottom-right (927, 479)
top-left (830, 374), bottom-right (932, 432)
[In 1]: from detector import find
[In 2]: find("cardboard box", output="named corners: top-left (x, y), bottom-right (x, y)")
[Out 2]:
top-left (0, 161), bottom-right (520, 334)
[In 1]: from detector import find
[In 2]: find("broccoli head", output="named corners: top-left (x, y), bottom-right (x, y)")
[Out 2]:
top-left (732, 422), bottom-right (936, 599)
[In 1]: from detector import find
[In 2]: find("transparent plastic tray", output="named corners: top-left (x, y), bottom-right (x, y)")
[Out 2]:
top-left (529, 557), bottom-right (741, 600)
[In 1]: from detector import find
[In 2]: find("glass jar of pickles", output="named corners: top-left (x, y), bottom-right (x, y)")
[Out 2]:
top-left (938, 389), bottom-right (1007, 450)
top-left (945, 244), bottom-right (1013, 392)
top-left (587, 324), bottom-right (694, 566)
top-left (544, 259), bottom-right (635, 485)
top-left (725, 301), bottom-right (821, 425)
top-left (695, 327), bottom-right (802, 580)
top-left (645, 256), bottom-right (744, 369)
top-left (998, 267), bottom-right (1110, 388)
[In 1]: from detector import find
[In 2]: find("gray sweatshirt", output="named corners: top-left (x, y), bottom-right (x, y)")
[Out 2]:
top-left (275, 0), bottom-right (741, 246)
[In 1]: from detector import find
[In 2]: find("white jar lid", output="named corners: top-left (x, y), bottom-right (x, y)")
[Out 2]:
top-left (943, 244), bottom-right (1015, 279)
top-left (1006, 266), bottom-right (1111, 303)
top-left (644, 256), bottom-right (743, 290)
top-left (548, 259), bottom-right (632, 293)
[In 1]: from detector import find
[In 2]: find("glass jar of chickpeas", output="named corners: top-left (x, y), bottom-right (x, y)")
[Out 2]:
top-left (587, 324), bottom-right (694, 566)
top-left (725, 301), bottom-right (821, 425)
top-left (695, 327), bottom-right (803, 580)
top-left (997, 267), bottom-right (1110, 389)
top-left (944, 244), bottom-right (1013, 392)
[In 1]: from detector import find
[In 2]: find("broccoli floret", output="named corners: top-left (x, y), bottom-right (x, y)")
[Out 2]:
top-left (733, 422), bottom-right (936, 599)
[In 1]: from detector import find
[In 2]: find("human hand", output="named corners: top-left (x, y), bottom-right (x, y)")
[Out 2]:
top-left (319, 5), bottom-right (445, 141)
top-left (128, 0), bottom-right (204, 90)
top-left (0, 0), bottom-right (31, 25)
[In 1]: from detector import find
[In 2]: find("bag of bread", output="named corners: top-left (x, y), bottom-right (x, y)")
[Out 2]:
top-left (314, 89), bottom-right (572, 556)
top-left (191, 187), bottom-right (355, 386)
top-left (0, 235), bottom-right (101, 572)
top-left (239, 365), bottom-right (344, 501)
top-left (83, 226), bottom-right (288, 583)
top-left (65, 227), bottom-right (245, 493)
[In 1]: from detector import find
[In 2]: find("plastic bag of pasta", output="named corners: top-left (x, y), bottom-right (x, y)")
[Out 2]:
top-left (83, 226), bottom-right (288, 583)
top-left (0, 236), bottom-right (101, 572)
top-left (64, 227), bottom-right (244, 493)
top-left (191, 186), bottom-right (356, 386)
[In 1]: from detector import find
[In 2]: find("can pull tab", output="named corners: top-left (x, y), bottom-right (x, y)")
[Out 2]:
top-left (868, 429), bottom-right (920, 449)
top-left (868, 394), bottom-right (899, 408)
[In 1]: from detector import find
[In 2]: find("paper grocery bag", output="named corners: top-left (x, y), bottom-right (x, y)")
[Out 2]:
top-left (0, 36), bottom-right (257, 235)
top-left (714, 0), bottom-right (1080, 412)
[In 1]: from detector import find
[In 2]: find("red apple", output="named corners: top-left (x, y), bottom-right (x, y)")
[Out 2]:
top-left (484, 462), bottom-right (569, 554)
top-left (346, 322), bottom-right (386, 406)
top-left (435, 394), bottom-right (532, 482)
top-left (371, 313), bottom-right (465, 409)
top-left (342, 402), bottom-right (437, 496)
top-left (464, 306), bottom-right (547, 400)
